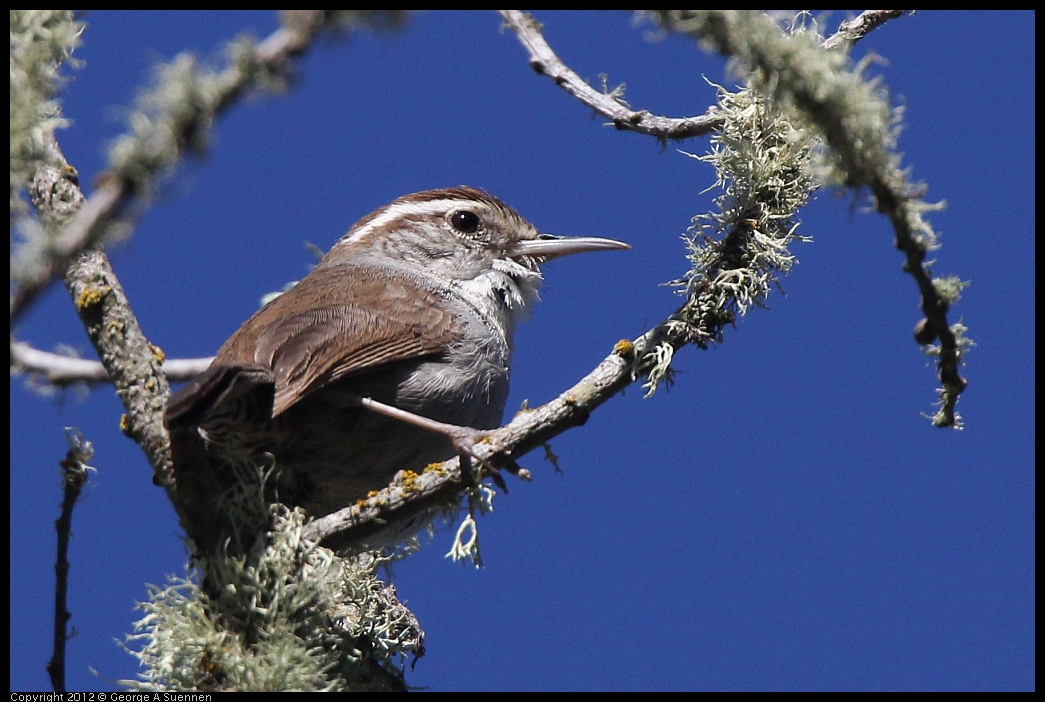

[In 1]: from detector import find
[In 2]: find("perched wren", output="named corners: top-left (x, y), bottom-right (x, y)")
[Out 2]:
top-left (164, 186), bottom-right (629, 527)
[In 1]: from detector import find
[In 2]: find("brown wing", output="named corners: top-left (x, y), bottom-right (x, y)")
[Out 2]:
top-left (214, 263), bottom-right (457, 417)
top-left (164, 363), bottom-right (275, 430)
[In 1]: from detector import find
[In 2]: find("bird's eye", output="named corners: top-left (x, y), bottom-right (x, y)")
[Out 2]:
top-left (450, 210), bottom-right (481, 234)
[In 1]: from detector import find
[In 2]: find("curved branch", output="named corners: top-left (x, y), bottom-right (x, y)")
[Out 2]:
top-left (499, 10), bottom-right (724, 141)
top-left (652, 10), bottom-right (966, 427)
top-left (498, 10), bottom-right (904, 144)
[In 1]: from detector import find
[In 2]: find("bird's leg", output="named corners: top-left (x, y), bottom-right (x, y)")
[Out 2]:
top-left (355, 396), bottom-right (531, 487)
top-left (355, 396), bottom-right (491, 465)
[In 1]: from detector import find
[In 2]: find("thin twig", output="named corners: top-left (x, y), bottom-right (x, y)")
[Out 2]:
top-left (822, 10), bottom-right (907, 51)
top-left (499, 10), bottom-right (724, 142)
top-left (46, 430), bottom-right (94, 693)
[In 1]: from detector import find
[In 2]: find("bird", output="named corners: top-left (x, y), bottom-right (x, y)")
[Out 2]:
top-left (164, 186), bottom-right (629, 547)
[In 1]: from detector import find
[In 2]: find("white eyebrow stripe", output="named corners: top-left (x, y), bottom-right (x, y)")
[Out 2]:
top-left (341, 198), bottom-right (473, 244)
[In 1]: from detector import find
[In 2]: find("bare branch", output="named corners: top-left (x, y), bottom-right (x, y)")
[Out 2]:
top-left (499, 10), bottom-right (724, 141)
top-left (822, 10), bottom-right (907, 51)
top-left (47, 429), bottom-right (94, 693)
top-left (12, 342), bottom-right (212, 385)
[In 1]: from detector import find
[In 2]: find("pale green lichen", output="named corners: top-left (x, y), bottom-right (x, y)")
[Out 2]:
top-left (640, 11), bottom-right (969, 427)
top-left (10, 10), bottom-right (85, 279)
top-left (10, 10), bottom-right (83, 195)
top-left (445, 483), bottom-right (496, 568)
top-left (643, 82), bottom-right (816, 396)
top-left (121, 506), bottom-right (423, 692)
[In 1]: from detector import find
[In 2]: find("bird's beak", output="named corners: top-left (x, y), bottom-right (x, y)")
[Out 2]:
top-left (509, 234), bottom-right (631, 262)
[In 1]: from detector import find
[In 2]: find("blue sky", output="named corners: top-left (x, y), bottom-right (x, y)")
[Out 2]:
top-left (10, 11), bottom-right (1034, 691)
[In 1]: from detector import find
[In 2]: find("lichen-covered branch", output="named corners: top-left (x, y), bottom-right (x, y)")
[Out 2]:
top-left (307, 10), bottom-right (967, 553)
top-left (11, 11), bottom-right (405, 324)
top-left (25, 131), bottom-right (177, 492)
top-left (648, 10), bottom-right (969, 427)
top-left (642, 83), bottom-right (817, 395)
top-left (121, 508), bottom-right (422, 692)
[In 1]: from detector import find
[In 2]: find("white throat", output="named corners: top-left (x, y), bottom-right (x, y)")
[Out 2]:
top-left (452, 259), bottom-right (543, 349)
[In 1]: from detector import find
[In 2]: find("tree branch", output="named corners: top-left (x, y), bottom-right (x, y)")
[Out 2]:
top-left (647, 10), bottom-right (967, 427)
top-left (12, 342), bottom-right (212, 385)
top-left (308, 11), bottom-right (920, 547)
top-left (499, 10), bottom-right (724, 142)
top-left (17, 11), bottom-right (406, 507)
top-left (11, 11), bottom-right (402, 324)
top-left (822, 10), bottom-right (907, 51)
top-left (498, 10), bottom-right (904, 145)
top-left (46, 429), bottom-right (94, 693)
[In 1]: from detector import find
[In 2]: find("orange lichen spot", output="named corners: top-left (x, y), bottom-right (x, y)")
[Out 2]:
top-left (613, 339), bottom-right (635, 357)
top-left (400, 470), bottom-right (420, 491)
top-left (75, 284), bottom-right (109, 311)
